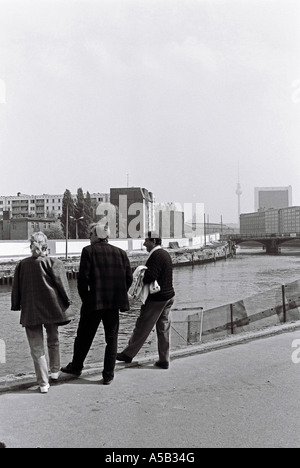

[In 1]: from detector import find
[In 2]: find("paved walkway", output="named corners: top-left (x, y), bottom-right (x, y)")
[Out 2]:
top-left (0, 323), bottom-right (300, 449)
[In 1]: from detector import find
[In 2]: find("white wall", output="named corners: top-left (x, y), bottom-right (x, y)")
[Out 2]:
top-left (0, 241), bottom-right (31, 258)
top-left (0, 233), bottom-right (220, 258)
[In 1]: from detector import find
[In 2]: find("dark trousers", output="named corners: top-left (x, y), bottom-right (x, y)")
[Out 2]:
top-left (123, 297), bottom-right (174, 362)
top-left (72, 304), bottom-right (119, 380)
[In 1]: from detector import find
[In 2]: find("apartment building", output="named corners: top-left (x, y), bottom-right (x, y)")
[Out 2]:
top-left (0, 194), bottom-right (63, 218)
top-left (0, 192), bottom-right (110, 219)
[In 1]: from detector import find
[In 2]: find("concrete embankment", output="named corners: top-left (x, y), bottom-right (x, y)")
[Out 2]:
top-left (0, 241), bottom-right (231, 283)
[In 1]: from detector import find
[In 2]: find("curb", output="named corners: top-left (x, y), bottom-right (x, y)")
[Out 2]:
top-left (1, 320), bottom-right (299, 394)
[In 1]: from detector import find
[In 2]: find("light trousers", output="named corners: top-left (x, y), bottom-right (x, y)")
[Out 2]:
top-left (25, 324), bottom-right (60, 387)
top-left (123, 297), bottom-right (174, 362)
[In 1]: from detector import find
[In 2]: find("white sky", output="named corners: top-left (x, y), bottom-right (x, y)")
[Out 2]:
top-left (0, 0), bottom-right (299, 223)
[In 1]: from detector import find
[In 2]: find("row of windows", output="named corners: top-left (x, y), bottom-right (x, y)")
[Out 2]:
top-left (29, 199), bottom-right (61, 203)
top-left (29, 207), bottom-right (62, 211)
top-left (0, 205), bottom-right (62, 210)
top-left (0, 199), bottom-right (61, 205)
top-left (11, 222), bottom-right (53, 230)
top-left (31, 222), bottom-right (53, 229)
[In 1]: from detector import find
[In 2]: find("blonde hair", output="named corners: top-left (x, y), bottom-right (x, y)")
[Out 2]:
top-left (30, 232), bottom-right (48, 257)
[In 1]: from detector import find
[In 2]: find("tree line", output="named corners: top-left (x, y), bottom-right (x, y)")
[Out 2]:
top-left (43, 188), bottom-right (94, 239)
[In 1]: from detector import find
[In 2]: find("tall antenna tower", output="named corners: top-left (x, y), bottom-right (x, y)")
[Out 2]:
top-left (235, 162), bottom-right (242, 223)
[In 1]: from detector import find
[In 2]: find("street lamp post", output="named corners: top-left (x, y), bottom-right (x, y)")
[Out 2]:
top-left (70, 216), bottom-right (84, 239)
top-left (65, 204), bottom-right (69, 260)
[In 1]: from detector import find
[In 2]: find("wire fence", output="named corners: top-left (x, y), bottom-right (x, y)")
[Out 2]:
top-left (138, 279), bottom-right (300, 356)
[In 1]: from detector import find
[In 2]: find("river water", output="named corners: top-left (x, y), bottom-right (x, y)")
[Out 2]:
top-left (0, 246), bottom-right (299, 378)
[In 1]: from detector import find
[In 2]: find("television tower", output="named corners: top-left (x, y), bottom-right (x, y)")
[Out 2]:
top-left (235, 163), bottom-right (242, 223)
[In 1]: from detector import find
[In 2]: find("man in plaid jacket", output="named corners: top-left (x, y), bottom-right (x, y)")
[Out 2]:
top-left (61, 223), bottom-right (133, 385)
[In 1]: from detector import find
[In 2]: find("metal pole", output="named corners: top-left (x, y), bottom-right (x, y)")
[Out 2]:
top-left (65, 204), bottom-right (68, 260)
top-left (230, 303), bottom-right (234, 334)
top-left (282, 284), bottom-right (287, 323)
top-left (207, 214), bottom-right (209, 242)
top-left (199, 308), bottom-right (204, 343)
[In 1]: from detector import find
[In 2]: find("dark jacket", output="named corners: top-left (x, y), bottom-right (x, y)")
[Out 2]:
top-left (77, 240), bottom-right (133, 311)
top-left (143, 248), bottom-right (175, 302)
top-left (11, 256), bottom-right (73, 327)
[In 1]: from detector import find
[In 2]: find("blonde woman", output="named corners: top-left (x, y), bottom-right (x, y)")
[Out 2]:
top-left (11, 232), bottom-right (73, 393)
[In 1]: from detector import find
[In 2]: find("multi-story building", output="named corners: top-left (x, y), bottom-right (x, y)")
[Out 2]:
top-left (0, 194), bottom-right (63, 218)
top-left (254, 186), bottom-right (292, 211)
top-left (279, 206), bottom-right (300, 234)
top-left (0, 192), bottom-right (110, 219)
top-left (240, 211), bottom-right (266, 235)
top-left (265, 209), bottom-right (280, 234)
top-left (109, 187), bottom-right (155, 238)
top-left (240, 206), bottom-right (300, 235)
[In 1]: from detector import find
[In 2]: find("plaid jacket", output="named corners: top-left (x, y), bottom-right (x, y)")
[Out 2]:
top-left (11, 256), bottom-right (73, 327)
top-left (77, 241), bottom-right (133, 311)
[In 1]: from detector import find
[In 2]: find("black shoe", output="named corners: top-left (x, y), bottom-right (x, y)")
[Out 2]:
top-left (61, 363), bottom-right (82, 376)
top-left (103, 376), bottom-right (114, 385)
top-left (155, 361), bottom-right (169, 369)
top-left (116, 352), bottom-right (132, 363)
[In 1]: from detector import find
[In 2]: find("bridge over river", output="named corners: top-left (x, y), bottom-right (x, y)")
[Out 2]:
top-left (222, 233), bottom-right (300, 254)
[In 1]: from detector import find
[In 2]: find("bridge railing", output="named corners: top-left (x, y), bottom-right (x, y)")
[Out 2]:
top-left (221, 233), bottom-right (300, 240)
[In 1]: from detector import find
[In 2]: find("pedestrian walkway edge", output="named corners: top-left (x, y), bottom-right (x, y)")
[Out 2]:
top-left (1, 320), bottom-right (299, 394)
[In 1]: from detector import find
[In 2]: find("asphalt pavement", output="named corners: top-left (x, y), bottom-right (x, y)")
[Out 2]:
top-left (0, 323), bottom-right (299, 449)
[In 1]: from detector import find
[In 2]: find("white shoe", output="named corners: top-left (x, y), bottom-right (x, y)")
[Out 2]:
top-left (50, 372), bottom-right (60, 380)
top-left (40, 383), bottom-right (50, 394)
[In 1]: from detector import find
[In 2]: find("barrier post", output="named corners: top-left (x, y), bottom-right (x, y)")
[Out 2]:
top-left (199, 308), bottom-right (204, 343)
top-left (282, 284), bottom-right (287, 323)
top-left (230, 303), bottom-right (234, 334)
top-left (187, 316), bottom-right (194, 344)
top-left (187, 312), bottom-right (202, 344)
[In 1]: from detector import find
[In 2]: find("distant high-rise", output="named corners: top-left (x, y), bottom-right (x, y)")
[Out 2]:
top-left (254, 186), bottom-right (292, 211)
top-left (235, 165), bottom-right (242, 222)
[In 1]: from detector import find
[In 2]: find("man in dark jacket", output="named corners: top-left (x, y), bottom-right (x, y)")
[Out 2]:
top-left (117, 231), bottom-right (175, 369)
top-left (61, 224), bottom-right (133, 384)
